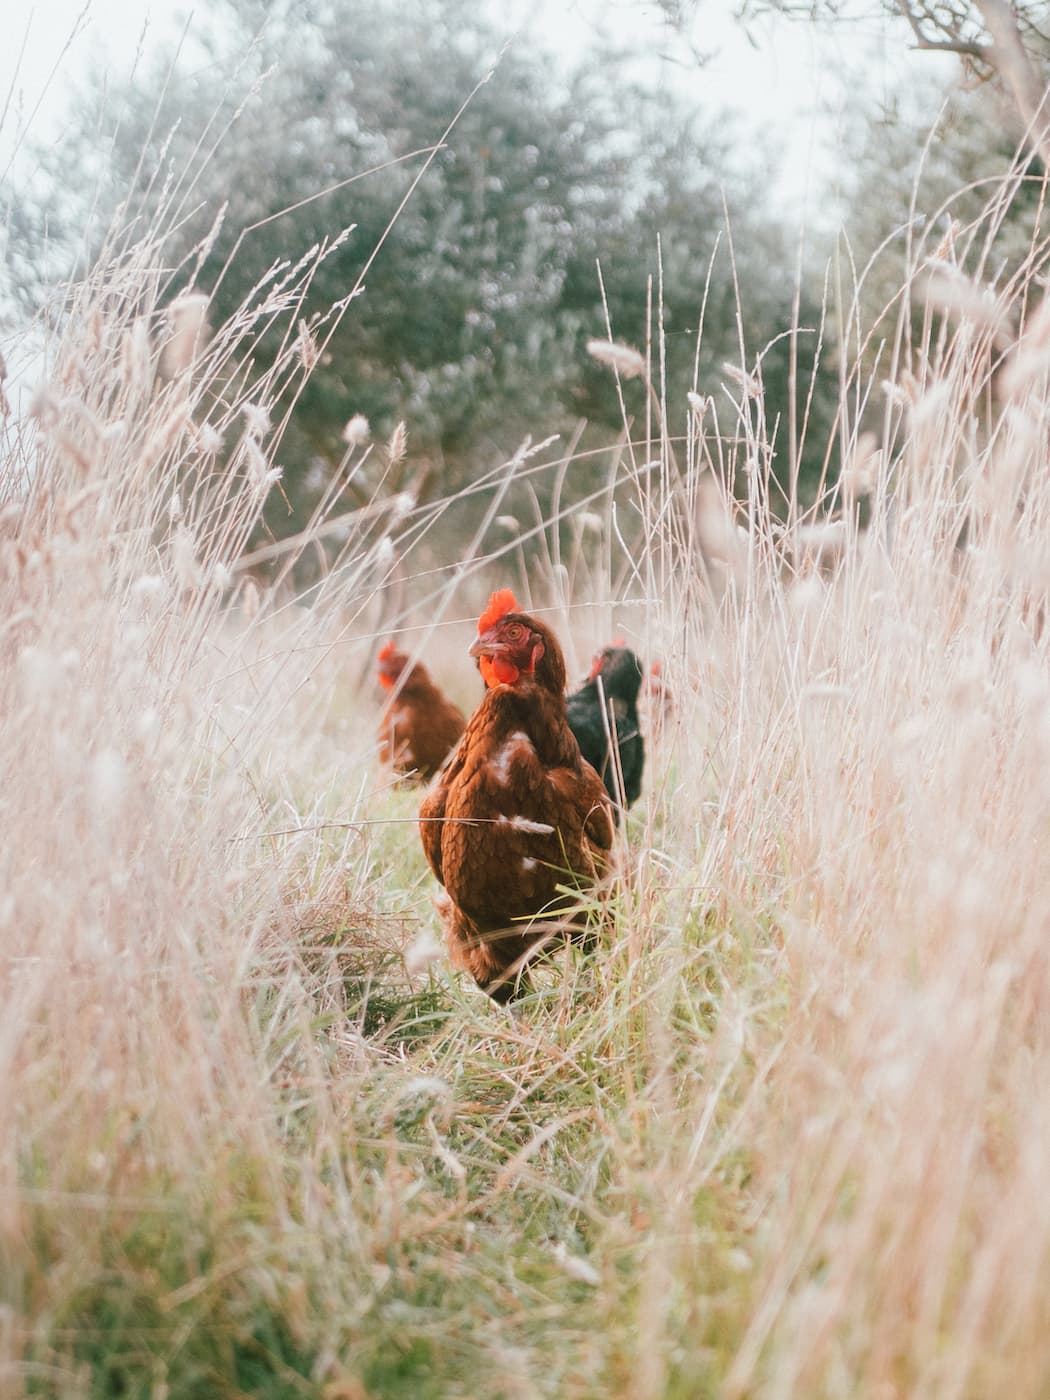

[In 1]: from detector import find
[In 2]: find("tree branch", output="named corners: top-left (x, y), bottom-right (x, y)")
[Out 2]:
top-left (976, 0), bottom-right (1050, 165)
top-left (893, 0), bottom-right (991, 59)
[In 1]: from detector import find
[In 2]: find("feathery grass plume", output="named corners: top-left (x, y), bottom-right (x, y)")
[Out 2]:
top-left (998, 293), bottom-right (1050, 400)
top-left (404, 927), bottom-right (443, 976)
top-left (295, 317), bottom-right (321, 370)
top-left (120, 314), bottom-right (154, 393)
top-left (387, 420), bottom-right (408, 464)
top-left (586, 338), bottom-right (646, 379)
top-left (881, 368), bottom-right (921, 408)
top-left (921, 263), bottom-right (1014, 351)
top-left (792, 517), bottom-right (849, 565)
top-left (694, 474), bottom-right (745, 570)
top-left (840, 429), bottom-right (881, 502)
top-left (241, 400), bottom-right (271, 437)
top-left (244, 434), bottom-right (283, 498)
top-left (159, 290), bottom-right (210, 379)
top-left (720, 359), bottom-right (761, 398)
top-left (929, 216), bottom-right (962, 264)
top-left (342, 412), bottom-right (370, 445)
top-left (389, 490), bottom-right (415, 522)
top-left (194, 422), bottom-right (224, 455)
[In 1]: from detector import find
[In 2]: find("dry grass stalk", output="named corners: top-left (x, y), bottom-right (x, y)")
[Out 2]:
top-left (5, 96), bottom-right (1050, 1400)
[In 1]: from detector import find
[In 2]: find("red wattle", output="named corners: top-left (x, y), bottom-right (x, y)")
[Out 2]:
top-left (479, 655), bottom-right (520, 688)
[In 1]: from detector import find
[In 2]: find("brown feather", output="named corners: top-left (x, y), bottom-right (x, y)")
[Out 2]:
top-left (419, 609), bottom-right (614, 1000)
top-left (377, 656), bottom-right (466, 782)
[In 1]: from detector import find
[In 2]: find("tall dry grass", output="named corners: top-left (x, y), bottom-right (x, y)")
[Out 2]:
top-left (4, 96), bottom-right (1050, 1398)
top-left (675, 162), bottom-right (1050, 1394)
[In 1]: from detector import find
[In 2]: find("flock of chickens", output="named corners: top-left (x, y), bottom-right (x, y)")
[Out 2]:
top-left (376, 590), bottom-right (649, 1000)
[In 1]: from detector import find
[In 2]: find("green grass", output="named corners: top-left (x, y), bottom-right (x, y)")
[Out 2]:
top-left (9, 841), bottom-right (774, 1399)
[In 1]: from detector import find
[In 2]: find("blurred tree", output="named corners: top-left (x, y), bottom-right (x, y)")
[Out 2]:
top-left (834, 70), bottom-right (1044, 318)
top-left (6, 0), bottom-right (835, 533)
top-left (806, 58), bottom-right (1046, 507)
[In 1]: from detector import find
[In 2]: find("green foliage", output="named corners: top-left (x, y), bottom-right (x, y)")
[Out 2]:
top-left (7, 0), bottom-right (835, 530)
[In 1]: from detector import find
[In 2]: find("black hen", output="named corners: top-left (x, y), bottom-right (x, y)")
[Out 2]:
top-left (566, 643), bottom-right (645, 815)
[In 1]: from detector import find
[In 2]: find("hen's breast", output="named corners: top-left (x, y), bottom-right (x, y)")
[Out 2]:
top-left (439, 718), bottom-right (595, 927)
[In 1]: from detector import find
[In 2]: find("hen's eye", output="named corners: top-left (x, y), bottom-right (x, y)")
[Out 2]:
top-left (506, 623), bottom-right (526, 640)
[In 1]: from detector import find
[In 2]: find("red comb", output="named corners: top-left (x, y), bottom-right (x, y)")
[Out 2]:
top-left (377, 640), bottom-right (398, 662)
top-left (477, 588), bottom-right (518, 633)
top-left (612, 636), bottom-right (626, 647)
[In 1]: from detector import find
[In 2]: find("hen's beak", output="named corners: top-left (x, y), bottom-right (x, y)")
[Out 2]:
top-left (468, 631), bottom-right (510, 660)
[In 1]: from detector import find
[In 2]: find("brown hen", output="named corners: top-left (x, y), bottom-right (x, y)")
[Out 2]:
top-left (418, 590), bottom-right (615, 1001)
top-left (376, 641), bottom-right (467, 782)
